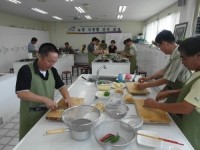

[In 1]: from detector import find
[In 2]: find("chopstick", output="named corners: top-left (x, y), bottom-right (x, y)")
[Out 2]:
top-left (137, 133), bottom-right (184, 146)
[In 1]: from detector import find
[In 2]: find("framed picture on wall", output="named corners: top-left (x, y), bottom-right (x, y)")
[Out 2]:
top-left (174, 22), bottom-right (188, 42)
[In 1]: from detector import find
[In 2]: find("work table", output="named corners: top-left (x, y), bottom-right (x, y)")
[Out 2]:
top-left (13, 74), bottom-right (194, 150)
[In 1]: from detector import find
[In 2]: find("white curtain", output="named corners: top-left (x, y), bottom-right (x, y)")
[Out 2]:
top-left (158, 12), bottom-right (180, 33)
top-left (145, 21), bottom-right (158, 44)
top-left (145, 12), bottom-right (180, 43)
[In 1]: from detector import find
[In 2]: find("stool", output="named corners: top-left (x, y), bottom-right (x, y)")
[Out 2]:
top-left (10, 68), bottom-right (14, 73)
top-left (137, 70), bottom-right (147, 77)
top-left (61, 71), bottom-right (72, 84)
top-left (80, 66), bottom-right (91, 74)
top-left (72, 65), bottom-right (79, 76)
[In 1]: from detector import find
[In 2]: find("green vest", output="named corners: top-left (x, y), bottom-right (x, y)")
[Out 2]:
top-left (164, 80), bottom-right (185, 103)
top-left (88, 52), bottom-right (96, 65)
top-left (123, 46), bottom-right (137, 73)
top-left (19, 63), bottom-right (55, 140)
top-left (174, 76), bottom-right (200, 150)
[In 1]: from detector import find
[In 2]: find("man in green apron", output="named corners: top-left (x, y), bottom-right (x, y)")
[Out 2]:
top-left (121, 38), bottom-right (137, 73)
top-left (137, 30), bottom-right (191, 103)
top-left (87, 37), bottom-right (103, 65)
top-left (16, 43), bottom-right (72, 140)
top-left (143, 36), bottom-right (200, 150)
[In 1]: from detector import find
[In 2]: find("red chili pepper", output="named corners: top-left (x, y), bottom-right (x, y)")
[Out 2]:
top-left (100, 133), bottom-right (114, 142)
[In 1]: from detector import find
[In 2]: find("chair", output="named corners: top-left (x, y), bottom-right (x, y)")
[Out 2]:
top-left (80, 66), bottom-right (91, 74)
top-left (136, 66), bottom-right (147, 77)
top-left (10, 68), bottom-right (14, 73)
top-left (72, 65), bottom-right (79, 76)
top-left (61, 70), bottom-right (72, 84)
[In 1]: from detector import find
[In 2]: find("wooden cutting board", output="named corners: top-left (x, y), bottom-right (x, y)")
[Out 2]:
top-left (46, 97), bottom-right (84, 121)
top-left (134, 99), bottom-right (171, 124)
top-left (125, 82), bottom-right (150, 95)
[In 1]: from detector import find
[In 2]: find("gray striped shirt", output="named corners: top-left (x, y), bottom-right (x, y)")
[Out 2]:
top-left (163, 47), bottom-right (192, 83)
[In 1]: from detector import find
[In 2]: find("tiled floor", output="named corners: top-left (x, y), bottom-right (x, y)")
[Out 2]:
top-left (0, 75), bottom-right (78, 150)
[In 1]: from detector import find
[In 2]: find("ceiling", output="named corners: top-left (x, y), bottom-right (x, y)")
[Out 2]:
top-left (0, 0), bottom-right (177, 22)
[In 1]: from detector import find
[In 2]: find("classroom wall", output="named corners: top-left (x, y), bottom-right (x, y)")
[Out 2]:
top-left (0, 12), bottom-right (48, 30)
top-left (47, 21), bottom-right (144, 50)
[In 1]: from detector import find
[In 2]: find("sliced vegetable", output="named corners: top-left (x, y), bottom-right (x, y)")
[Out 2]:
top-left (98, 80), bottom-right (103, 84)
top-left (103, 135), bottom-right (116, 143)
top-left (100, 133), bottom-right (114, 142)
top-left (104, 91), bottom-right (110, 97)
top-left (110, 134), bottom-right (120, 143)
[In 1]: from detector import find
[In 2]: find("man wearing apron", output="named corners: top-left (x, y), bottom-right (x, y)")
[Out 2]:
top-left (16, 43), bottom-right (72, 140)
top-left (137, 30), bottom-right (191, 103)
top-left (87, 37), bottom-right (103, 65)
top-left (143, 37), bottom-right (200, 150)
top-left (122, 38), bottom-right (137, 73)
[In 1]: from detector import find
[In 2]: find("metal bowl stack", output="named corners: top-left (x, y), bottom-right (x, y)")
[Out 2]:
top-left (105, 103), bottom-right (129, 119)
top-left (62, 105), bottom-right (101, 141)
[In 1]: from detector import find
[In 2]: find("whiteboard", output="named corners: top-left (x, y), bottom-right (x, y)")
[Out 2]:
top-left (0, 26), bottom-right (49, 72)
top-left (106, 33), bottom-right (132, 51)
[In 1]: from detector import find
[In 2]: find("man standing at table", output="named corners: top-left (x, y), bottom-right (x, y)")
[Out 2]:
top-left (136, 30), bottom-right (192, 103)
top-left (16, 43), bottom-right (72, 140)
top-left (28, 37), bottom-right (38, 58)
top-left (87, 37), bottom-right (103, 65)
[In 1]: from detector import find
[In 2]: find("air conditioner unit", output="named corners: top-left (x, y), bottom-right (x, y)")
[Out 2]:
top-left (178, 0), bottom-right (186, 7)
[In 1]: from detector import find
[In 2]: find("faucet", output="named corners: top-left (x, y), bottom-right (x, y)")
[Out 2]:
top-left (96, 64), bottom-right (107, 80)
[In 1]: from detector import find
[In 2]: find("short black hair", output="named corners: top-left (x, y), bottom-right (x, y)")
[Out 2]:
top-left (92, 37), bottom-right (98, 42)
top-left (155, 30), bottom-right (175, 44)
top-left (38, 43), bottom-right (59, 56)
top-left (178, 36), bottom-right (200, 56)
top-left (111, 40), bottom-right (115, 44)
top-left (123, 39), bottom-right (127, 45)
top-left (101, 40), bottom-right (105, 43)
top-left (65, 42), bottom-right (69, 45)
top-left (126, 38), bottom-right (132, 43)
top-left (31, 37), bottom-right (37, 42)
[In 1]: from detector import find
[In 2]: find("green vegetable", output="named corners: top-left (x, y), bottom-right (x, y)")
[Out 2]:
top-left (103, 135), bottom-right (116, 143)
top-left (110, 134), bottom-right (120, 143)
top-left (98, 80), bottom-right (103, 84)
top-left (104, 91), bottom-right (110, 96)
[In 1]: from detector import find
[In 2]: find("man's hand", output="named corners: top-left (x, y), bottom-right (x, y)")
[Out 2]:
top-left (44, 98), bottom-right (58, 110)
top-left (64, 97), bottom-right (73, 107)
top-left (156, 90), bottom-right (170, 101)
top-left (138, 77), bottom-right (150, 83)
top-left (135, 82), bottom-right (147, 90)
top-left (143, 98), bottom-right (159, 109)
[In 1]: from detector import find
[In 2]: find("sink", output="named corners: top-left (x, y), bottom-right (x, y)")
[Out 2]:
top-left (87, 75), bottom-right (117, 82)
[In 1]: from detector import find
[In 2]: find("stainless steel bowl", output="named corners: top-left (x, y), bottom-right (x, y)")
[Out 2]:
top-left (105, 103), bottom-right (129, 119)
top-left (62, 105), bottom-right (101, 141)
top-left (93, 121), bottom-right (136, 150)
top-left (122, 115), bottom-right (143, 131)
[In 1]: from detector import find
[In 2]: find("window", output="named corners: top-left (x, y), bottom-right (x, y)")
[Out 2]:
top-left (144, 12), bottom-right (180, 43)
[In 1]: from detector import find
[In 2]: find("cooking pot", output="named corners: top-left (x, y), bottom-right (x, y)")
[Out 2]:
top-left (45, 105), bottom-right (101, 141)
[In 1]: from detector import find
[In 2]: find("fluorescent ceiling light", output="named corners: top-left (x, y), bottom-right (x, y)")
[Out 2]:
top-left (118, 6), bottom-right (127, 13)
top-left (66, 0), bottom-right (73, 1)
top-left (7, 0), bottom-right (21, 4)
top-left (52, 16), bottom-right (63, 20)
top-left (85, 15), bottom-right (92, 20)
top-left (117, 15), bottom-right (123, 19)
top-left (31, 8), bottom-right (48, 14)
top-left (75, 7), bottom-right (85, 13)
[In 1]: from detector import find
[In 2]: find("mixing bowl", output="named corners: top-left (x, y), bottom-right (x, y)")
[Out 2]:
top-left (93, 121), bottom-right (136, 150)
top-left (62, 105), bottom-right (101, 141)
top-left (105, 103), bottom-right (129, 119)
top-left (122, 115), bottom-right (143, 131)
